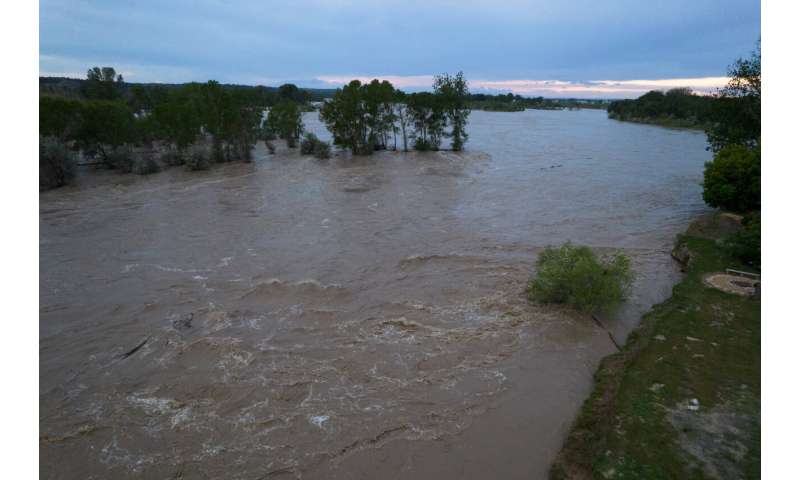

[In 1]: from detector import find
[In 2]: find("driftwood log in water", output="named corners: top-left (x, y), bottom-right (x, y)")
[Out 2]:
top-left (118, 336), bottom-right (151, 359)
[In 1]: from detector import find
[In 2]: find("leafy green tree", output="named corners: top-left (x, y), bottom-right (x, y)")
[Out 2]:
top-left (706, 41), bottom-right (760, 152)
top-left (75, 100), bottom-right (136, 161)
top-left (151, 89), bottom-right (202, 151)
top-left (194, 80), bottom-right (230, 159)
top-left (40, 96), bottom-right (83, 140)
top-left (319, 79), bottom-right (399, 155)
top-left (434, 72), bottom-right (471, 151)
top-left (393, 91), bottom-right (412, 152)
top-left (267, 101), bottom-right (304, 148)
top-left (319, 80), bottom-right (368, 154)
top-left (702, 143), bottom-right (760, 213)
top-left (362, 79), bottom-right (396, 150)
top-left (407, 92), bottom-right (445, 151)
top-left (83, 66), bottom-right (124, 100)
top-left (278, 83), bottom-right (308, 103)
top-left (527, 243), bottom-right (634, 313)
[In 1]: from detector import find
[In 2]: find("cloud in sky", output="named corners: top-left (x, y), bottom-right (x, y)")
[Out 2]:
top-left (316, 75), bottom-right (731, 98)
top-left (39, 0), bottom-right (759, 98)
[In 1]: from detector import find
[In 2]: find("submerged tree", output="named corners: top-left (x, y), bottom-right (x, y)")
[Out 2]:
top-left (318, 73), bottom-right (471, 154)
top-left (75, 100), bottom-right (136, 161)
top-left (406, 92), bottom-right (446, 151)
top-left (267, 100), bottom-right (304, 148)
top-left (394, 91), bottom-right (412, 152)
top-left (319, 80), bottom-right (368, 155)
top-left (433, 71), bottom-right (471, 151)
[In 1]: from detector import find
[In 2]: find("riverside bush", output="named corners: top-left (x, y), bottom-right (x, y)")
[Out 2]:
top-left (724, 212), bottom-right (760, 268)
top-left (160, 150), bottom-right (185, 167)
top-left (104, 145), bottom-right (134, 172)
top-left (40, 136), bottom-right (76, 190)
top-left (131, 151), bottom-right (161, 175)
top-left (186, 144), bottom-right (212, 171)
top-left (702, 144), bottom-right (760, 213)
top-left (527, 243), bottom-right (634, 313)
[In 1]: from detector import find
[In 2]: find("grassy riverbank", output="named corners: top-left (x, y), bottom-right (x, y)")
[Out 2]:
top-left (551, 218), bottom-right (760, 479)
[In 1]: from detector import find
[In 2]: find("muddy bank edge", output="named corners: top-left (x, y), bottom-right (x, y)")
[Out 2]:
top-left (549, 213), bottom-right (760, 479)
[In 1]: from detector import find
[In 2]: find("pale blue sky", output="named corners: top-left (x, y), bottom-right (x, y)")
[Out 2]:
top-left (39, 0), bottom-right (760, 97)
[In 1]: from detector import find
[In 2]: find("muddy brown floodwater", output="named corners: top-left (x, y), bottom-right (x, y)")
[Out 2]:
top-left (40, 110), bottom-right (711, 479)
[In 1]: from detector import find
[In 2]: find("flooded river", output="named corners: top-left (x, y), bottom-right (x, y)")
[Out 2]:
top-left (40, 109), bottom-right (711, 479)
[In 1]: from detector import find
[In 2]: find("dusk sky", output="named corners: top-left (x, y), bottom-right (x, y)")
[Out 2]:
top-left (39, 0), bottom-right (761, 98)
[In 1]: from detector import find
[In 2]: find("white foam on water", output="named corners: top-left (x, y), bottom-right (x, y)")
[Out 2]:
top-left (309, 415), bottom-right (330, 428)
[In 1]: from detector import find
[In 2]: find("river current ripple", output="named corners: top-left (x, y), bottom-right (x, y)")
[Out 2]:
top-left (40, 110), bottom-right (710, 479)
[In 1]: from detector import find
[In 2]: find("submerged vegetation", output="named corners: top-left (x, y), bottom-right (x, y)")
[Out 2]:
top-left (39, 67), bottom-right (476, 189)
top-left (267, 100), bottom-right (304, 148)
top-left (38, 66), bottom-right (316, 189)
top-left (320, 72), bottom-right (471, 154)
top-left (527, 243), bottom-right (633, 314)
top-left (300, 133), bottom-right (331, 160)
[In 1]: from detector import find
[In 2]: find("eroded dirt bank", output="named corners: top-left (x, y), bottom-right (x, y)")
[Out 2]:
top-left (40, 110), bottom-right (711, 479)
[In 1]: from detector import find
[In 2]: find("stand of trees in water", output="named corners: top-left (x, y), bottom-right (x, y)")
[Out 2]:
top-left (40, 68), bottom-right (474, 190)
top-left (40, 67), bottom-right (335, 189)
top-left (319, 72), bottom-right (469, 154)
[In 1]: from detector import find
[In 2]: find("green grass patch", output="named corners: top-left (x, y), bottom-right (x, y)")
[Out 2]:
top-left (550, 234), bottom-right (760, 479)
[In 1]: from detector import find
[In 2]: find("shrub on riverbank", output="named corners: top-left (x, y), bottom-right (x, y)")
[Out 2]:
top-left (186, 144), bottom-right (212, 171)
top-left (40, 136), bottom-right (76, 190)
top-left (724, 212), bottom-right (761, 267)
top-left (527, 243), bottom-right (633, 313)
top-left (160, 150), bottom-right (185, 167)
top-left (702, 143), bottom-right (760, 213)
top-left (131, 151), bottom-right (161, 175)
top-left (103, 145), bottom-right (134, 171)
